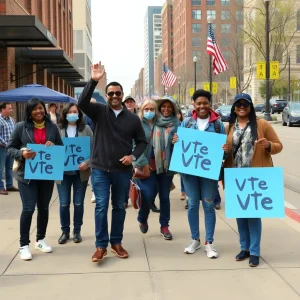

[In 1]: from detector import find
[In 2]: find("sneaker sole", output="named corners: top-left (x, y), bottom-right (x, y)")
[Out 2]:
top-left (35, 246), bottom-right (52, 253)
top-left (111, 249), bottom-right (129, 259)
top-left (92, 252), bottom-right (107, 262)
top-left (236, 257), bottom-right (249, 261)
top-left (160, 233), bottom-right (173, 240)
top-left (184, 245), bottom-right (201, 254)
top-left (20, 255), bottom-right (32, 261)
top-left (249, 263), bottom-right (259, 267)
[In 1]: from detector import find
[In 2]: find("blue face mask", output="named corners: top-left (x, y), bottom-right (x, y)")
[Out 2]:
top-left (144, 111), bottom-right (155, 120)
top-left (66, 113), bottom-right (79, 123)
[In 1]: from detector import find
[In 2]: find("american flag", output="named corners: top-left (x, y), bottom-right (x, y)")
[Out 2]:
top-left (207, 23), bottom-right (228, 75)
top-left (161, 64), bottom-right (177, 87)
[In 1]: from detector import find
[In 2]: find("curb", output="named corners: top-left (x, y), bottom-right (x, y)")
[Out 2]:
top-left (285, 207), bottom-right (300, 223)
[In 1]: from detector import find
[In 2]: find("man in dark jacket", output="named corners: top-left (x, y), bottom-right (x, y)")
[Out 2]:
top-left (78, 62), bottom-right (147, 263)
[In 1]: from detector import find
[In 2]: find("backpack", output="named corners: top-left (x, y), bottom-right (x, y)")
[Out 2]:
top-left (186, 117), bottom-right (221, 133)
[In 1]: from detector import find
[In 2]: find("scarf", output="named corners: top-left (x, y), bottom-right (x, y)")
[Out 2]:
top-left (153, 113), bottom-right (179, 174)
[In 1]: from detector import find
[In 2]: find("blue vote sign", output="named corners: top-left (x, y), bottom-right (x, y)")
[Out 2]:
top-left (24, 144), bottom-right (65, 180)
top-left (225, 167), bottom-right (284, 218)
top-left (62, 137), bottom-right (90, 171)
top-left (169, 127), bottom-right (226, 180)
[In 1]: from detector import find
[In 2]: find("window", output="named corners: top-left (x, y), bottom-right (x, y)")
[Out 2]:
top-left (221, 37), bottom-right (230, 47)
top-left (74, 30), bottom-right (83, 50)
top-left (297, 10), bottom-right (300, 30)
top-left (223, 51), bottom-right (231, 60)
top-left (206, 0), bottom-right (215, 5)
top-left (235, 0), bottom-right (243, 4)
top-left (192, 37), bottom-right (201, 47)
top-left (192, 10), bottom-right (201, 20)
top-left (221, 0), bottom-right (230, 6)
top-left (221, 24), bottom-right (231, 34)
top-left (221, 11), bottom-right (230, 20)
top-left (207, 23), bottom-right (216, 32)
top-left (192, 23), bottom-right (201, 33)
top-left (74, 53), bottom-right (85, 68)
top-left (192, 0), bottom-right (201, 5)
top-left (207, 10), bottom-right (216, 19)
top-left (236, 11), bottom-right (243, 21)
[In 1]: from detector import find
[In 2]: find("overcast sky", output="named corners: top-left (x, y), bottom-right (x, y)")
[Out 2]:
top-left (91, 0), bottom-right (165, 95)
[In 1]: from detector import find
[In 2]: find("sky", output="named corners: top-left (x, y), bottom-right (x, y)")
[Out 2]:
top-left (91, 0), bottom-right (165, 96)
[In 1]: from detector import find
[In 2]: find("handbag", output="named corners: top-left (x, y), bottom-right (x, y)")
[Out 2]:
top-left (133, 166), bottom-right (150, 179)
top-left (129, 180), bottom-right (142, 209)
top-left (12, 147), bottom-right (26, 172)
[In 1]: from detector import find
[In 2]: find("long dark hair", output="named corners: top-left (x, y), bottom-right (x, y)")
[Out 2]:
top-left (228, 102), bottom-right (258, 142)
top-left (59, 103), bottom-right (85, 131)
top-left (24, 98), bottom-right (51, 128)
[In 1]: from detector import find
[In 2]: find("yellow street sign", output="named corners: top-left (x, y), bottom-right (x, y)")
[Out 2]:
top-left (212, 82), bottom-right (218, 94)
top-left (204, 82), bottom-right (210, 91)
top-left (189, 88), bottom-right (195, 96)
top-left (270, 61), bottom-right (279, 80)
top-left (173, 94), bottom-right (178, 100)
top-left (230, 77), bottom-right (237, 89)
top-left (256, 62), bottom-right (266, 79)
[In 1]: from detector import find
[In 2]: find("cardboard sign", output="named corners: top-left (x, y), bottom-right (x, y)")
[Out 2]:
top-left (225, 167), bottom-right (284, 218)
top-left (24, 144), bottom-right (65, 180)
top-left (62, 137), bottom-right (90, 171)
top-left (169, 127), bottom-right (226, 180)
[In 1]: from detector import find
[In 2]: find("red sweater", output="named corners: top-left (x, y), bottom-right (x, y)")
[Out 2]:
top-left (33, 127), bottom-right (46, 144)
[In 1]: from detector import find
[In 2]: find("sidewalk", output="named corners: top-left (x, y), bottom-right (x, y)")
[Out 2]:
top-left (1, 176), bottom-right (300, 300)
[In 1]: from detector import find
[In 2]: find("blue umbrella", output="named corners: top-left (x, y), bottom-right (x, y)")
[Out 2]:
top-left (74, 87), bottom-right (106, 104)
top-left (0, 84), bottom-right (77, 103)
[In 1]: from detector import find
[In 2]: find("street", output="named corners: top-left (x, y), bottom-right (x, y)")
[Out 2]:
top-left (0, 122), bottom-right (300, 300)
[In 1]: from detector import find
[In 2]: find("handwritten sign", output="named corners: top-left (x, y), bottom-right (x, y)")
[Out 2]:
top-left (24, 144), bottom-right (65, 180)
top-left (62, 137), bottom-right (90, 171)
top-left (169, 127), bottom-right (226, 180)
top-left (225, 167), bottom-right (284, 218)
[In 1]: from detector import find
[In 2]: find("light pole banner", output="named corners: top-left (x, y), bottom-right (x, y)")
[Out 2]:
top-left (189, 88), bottom-right (195, 96)
top-left (256, 62), bottom-right (266, 79)
top-left (203, 82), bottom-right (210, 91)
top-left (230, 77), bottom-right (237, 89)
top-left (212, 82), bottom-right (218, 94)
top-left (270, 61), bottom-right (279, 80)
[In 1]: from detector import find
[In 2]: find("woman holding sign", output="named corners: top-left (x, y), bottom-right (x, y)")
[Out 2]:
top-left (57, 103), bottom-right (93, 244)
top-left (223, 93), bottom-right (283, 267)
top-left (133, 97), bottom-right (179, 240)
top-left (6, 98), bottom-right (63, 261)
top-left (172, 90), bottom-right (227, 259)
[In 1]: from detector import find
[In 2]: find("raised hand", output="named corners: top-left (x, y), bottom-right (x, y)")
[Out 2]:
top-left (91, 62), bottom-right (105, 82)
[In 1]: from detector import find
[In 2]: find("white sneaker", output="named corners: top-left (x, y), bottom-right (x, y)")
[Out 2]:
top-left (19, 245), bottom-right (32, 260)
top-left (205, 243), bottom-right (218, 258)
top-left (35, 239), bottom-right (52, 253)
top-left (184, 239), bottom-right (201, 254)
top-left (91, 192), bottom-right (96, 203)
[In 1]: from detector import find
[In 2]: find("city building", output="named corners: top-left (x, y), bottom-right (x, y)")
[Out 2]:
top-left (154, 49), bottom-right (164, 96)
top-left (0, 0), bottom-right (83, 120)
top-left (131, 68), bottom-right (144, 102)
top-left (144, 6), bottom-right (162, 97)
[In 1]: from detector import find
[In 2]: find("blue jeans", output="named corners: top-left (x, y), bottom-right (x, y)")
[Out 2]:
top-left (57, 172), bottom-right (88, 233)
top-left (180, 176), bottom-right (185, 193)
top-left (92, 168), bottom-right (131, 248)
top-left (236, 218), bottom-right (262, 256)
top-left (137, 171), bottom-right (173, 228)
top-left (183, 174), bottom-right (218, 242)
top-left (18, 180), bottom-right (54, 246)
top-left (215, 188), bottom-right (221, 205)
top-left (0, 147), bottom-right (13, 190)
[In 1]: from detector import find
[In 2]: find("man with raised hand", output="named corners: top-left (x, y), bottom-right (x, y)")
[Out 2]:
top-left (78, 62), bottom-right (147, 263)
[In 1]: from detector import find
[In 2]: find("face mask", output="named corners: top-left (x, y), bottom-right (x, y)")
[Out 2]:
top-left (66, 113), bottom-right (79, 123)
top-left (144, 111), bottom-right (155, 120)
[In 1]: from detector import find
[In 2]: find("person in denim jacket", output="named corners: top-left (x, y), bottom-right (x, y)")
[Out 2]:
top-left (173, 90), bottom-right (228, 258)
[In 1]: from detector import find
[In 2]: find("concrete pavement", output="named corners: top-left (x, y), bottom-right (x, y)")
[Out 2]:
top-left (1, 175), bottom-right (300, 300)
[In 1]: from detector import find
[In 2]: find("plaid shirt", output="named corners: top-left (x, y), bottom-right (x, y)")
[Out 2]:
top-left (0, 114), bottom-right (15, 147)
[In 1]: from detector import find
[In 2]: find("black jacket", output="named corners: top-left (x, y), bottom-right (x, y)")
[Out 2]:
top-left (6, 120), bottom-right (63, 184)
top-left (78, 79), bottom-right (147, 172)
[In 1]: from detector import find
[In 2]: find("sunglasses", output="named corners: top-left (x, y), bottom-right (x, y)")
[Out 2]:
top-left (107, 91), bottom-right (122, 97)
top-left (235, 101), bottom-right (250, 108)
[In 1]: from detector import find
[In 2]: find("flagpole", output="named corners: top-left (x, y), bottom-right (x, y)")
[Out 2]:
top-left (208, 16), bottom-right (214, 107)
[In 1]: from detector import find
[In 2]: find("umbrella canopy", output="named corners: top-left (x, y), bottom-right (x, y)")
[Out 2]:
top-left (74, 87), bottom-right (106, 104)
top-left (0, 84), bottom-right (77, 103)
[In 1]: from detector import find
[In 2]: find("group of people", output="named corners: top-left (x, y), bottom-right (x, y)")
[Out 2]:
top-left (2, 62), bottom-right (283, 268)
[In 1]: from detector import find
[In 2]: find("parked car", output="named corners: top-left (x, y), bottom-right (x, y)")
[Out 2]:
top-left (254, 104), bottom-right (264, 112)
top-left (218, 105), bottom-right (232, 122)
top-left (262, 99), bottom-right (287, 114)
top-left (282, 101), bottom-right (300, 127)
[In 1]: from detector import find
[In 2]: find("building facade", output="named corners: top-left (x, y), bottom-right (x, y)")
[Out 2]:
top-left (0, 0), bottom-right (83, 120)
top-left (144, 6), bottom-right (162, 97)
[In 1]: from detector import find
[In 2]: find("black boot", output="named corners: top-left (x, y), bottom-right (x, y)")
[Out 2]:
top-left (73, 232), bottom-right (82, 243)
top-left (150, 203), bottom-right (160, 213)
top-left (58, 232), bottom-right (70, 244)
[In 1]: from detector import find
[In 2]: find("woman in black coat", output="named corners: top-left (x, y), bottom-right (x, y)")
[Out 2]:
top-left (6, 98), bottom-right (63, 261)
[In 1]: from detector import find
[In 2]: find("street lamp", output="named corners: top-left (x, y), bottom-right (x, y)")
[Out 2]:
top-left (193, 56), bottom-right (198, 92)
top-left (207, 16), bottom-right (214, 95)
top-left (178, 77), bottom-right (181, 104)
top-left (264, 0), bottom-right (272, 121)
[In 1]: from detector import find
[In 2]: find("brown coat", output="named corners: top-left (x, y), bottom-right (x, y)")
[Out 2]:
top-left (223, 118), bottom-right (283, 168)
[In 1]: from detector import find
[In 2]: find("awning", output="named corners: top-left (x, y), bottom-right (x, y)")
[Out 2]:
top-left (68, 81), bottom-right (88, 87)
top-left (16, 48), bottom-right (84, 81)
top-left (0, 15), bottom-right (56, 47)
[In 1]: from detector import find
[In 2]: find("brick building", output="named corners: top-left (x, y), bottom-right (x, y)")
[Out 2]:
top-left (0, 0), bottom-right (83, 120)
